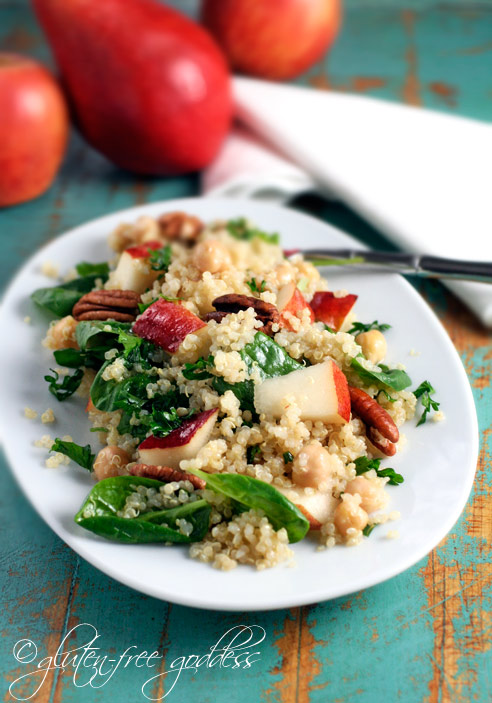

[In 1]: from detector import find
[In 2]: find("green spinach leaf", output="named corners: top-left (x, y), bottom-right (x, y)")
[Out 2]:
top-left (351, 356), bottom-right (411, 391)
top-left (51, 438), bottom-right (94, 471)
top-left (74, 476), bottom-right (210, 544)
top-left (75, 261), bottom-right (110, 278)
top-left (348, 320), bottom-right (391, 335)
top-left (44, 368), bottom-right (84, 401)
top-left (187, 469), bottom-right (310, 543)
top-left (148, 245), bottom-right (172, 272)
top-left (31, 275), bottom-right (105, 317)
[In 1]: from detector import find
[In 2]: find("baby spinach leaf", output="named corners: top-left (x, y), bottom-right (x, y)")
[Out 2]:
top-left (187, 469), bottom-right (310, 543)
top-left (76, 319), bottom-right (131, 351)
top-left (53, 348), bottom-right (86, 368)
top-left (44, 368), bottom-right (84, 401)
top-left (351, 356), bottom-right (411, 391)
top-left (90, 361), bottom-right (121, 411)
top-left (414, 380), bottom-right (440, 426)
top-left (75, 261), bottom-right (110, 278)
top-left (227, 218), bottom-right (280, 245)
top-left (51, 438), bottom-right (94, 471)
top-left (214, 332), bottom-right (302, 411)
top-left (74, 476), bottom-right (211, 544)
top-left (182, 355), bottom-right (215, 380)
top-left (354, 456), bottom-right (404, 486)
top-left (31, 274), bottom-right (104, 317)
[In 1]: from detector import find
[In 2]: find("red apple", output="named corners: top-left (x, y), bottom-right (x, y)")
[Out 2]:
top-left (33, 0), bottom-right (232, 175)
top-left (276, 282), bottom-right (314, 330)
top-left (0, 53), bottom-right (68, 207)
top-left (109, 241), bottom-right (162, 293)
top-left (138, 409), bottom-right (218, 469)
top-left (254, 359), bottom-right (350, 424)
top-left (310, 292), bottom-right (358, 331)
top-left (133, 298), bottom-right (209, 358)
top-left (201, 0), bottom-right (341, 80)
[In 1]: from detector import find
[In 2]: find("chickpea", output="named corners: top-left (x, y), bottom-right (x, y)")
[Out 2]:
top-left (345, 476), bottom-right (387, 513)
top-left (356, 330), bottom-right (387, 364)
top-left (334, 495), bottom-right (368, 536)
top-left (192, 239), bottom-right (232, 274)
top-left (43, 315), bottom-right (78, 350)
top-left (274, 263), bottom-right (295, 287)
top-left (291, 442), bottom-right (335, 489)
top-left (93, 446), bottom-right (130, 481)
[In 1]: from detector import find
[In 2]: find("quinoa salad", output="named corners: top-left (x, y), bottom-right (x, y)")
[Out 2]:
top-left (29, 211), bottom-right (442, 571)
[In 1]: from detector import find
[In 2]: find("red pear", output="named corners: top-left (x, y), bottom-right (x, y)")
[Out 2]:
top-left (0, 53), bottom-right (68, 207)
top-left (33, 0), bottom-right (232, 175)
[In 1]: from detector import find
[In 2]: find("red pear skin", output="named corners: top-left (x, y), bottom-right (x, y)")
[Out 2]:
top-left (126, 241), bottom-right (162, 259)
top-left (139, 409), bottom-right (218, 450)
top-left (133, 299), bottom-right (206, 353)
top-left (201, 0), bottom-right (341, 80)
top-left (310, 292), bottom-right (358, 331)
top-left (33, 0), bottom-right (232, 175)
top-left (0, 53), bottom-right (68, 207)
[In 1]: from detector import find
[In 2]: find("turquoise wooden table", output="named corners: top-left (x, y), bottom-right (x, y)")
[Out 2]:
top-left (1, 1), bottom-right (491, 701)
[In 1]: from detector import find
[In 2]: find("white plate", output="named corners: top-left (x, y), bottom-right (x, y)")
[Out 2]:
top-left (0, 198), bottom-right (478, 611)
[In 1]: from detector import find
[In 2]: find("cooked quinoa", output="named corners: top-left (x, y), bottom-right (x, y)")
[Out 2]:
top-left (32, 212), bottom-right (428, 571)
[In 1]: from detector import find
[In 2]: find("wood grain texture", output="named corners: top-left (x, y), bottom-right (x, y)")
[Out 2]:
top-left (1, 2), bottom-right (490, 702)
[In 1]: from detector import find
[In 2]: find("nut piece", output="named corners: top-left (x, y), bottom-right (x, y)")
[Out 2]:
top-left (349, 386), bottom-right (399, 456)
top-left (210, 294), bottom-right (280, 336)
top-left (158, 211), bottom-right (203, 244)
top-left (367, 427), bottom-right (397, 456)
top-left (129, 463), bottom-right (206, 490)
top-left (72, 289), bottom-right (140, 322)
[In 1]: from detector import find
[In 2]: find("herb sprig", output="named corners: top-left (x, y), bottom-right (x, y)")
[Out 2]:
top-left (348, 320), bottom-right (391, 335)
top-left (226, 218), bottom-right (279, 245)
top-left (148, 245), bottom-right (172, 272)
top-left (354, 456), bottom-right (404, 485)
top-left (246, 278), bottom-right (266, 294)
top-left (44, 368), bottom-right (84, 401)
top-left (414, 381), bottom-right (440, 426)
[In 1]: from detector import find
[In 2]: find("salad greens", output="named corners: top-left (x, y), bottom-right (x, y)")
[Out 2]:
top-left (246, 278), bottom-right (266, 294)
top-left (354, 456), bottom-right (404, 486)
top-left (283, 452), bottom-right (294, 464)
top-left (148, 245), bottom-right (172, 272)
top-left (75, 261), bottom-right (110, 278)
top-left (44, 368), bottom-right (84, 400)
top-left (187, 469), bottom-right (310, 543)
top-left (348, 320), bottom-right (391, 335)
top-left (75, 476), bottom-right (211, 544)
top-left (31, 274), bottom-right (107, 317)
top-left (213, 332), bottom-right (303, 412)
top-left (226, 218), bottom-right (280, 246)
top-left (414, 380), bottom-right (440, 426)
top-left (350, 356), bottom-right (412, 391)
top-left (51, 438), bottom-right (95, 471)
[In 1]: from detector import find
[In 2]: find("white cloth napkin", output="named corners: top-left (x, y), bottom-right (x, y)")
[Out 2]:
top-left (203, 76), bottom-right (492, 327)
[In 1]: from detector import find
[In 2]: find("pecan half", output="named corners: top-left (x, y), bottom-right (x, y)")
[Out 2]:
top-left (72, 289), bottom-right (140, 322)
top-left (158, 211), bottom-right (203, 244)
top-left (129, 463), bottom-right (206, 490)
top-left (349, 386), bottom-right (399, 456)
top-left (210, 294), bottom-right (280, 336)
top-left (367, 428), bottom-right (397, 456)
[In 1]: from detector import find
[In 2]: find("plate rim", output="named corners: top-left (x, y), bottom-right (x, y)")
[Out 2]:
top-left (0, 196), bottom-right (479, 611)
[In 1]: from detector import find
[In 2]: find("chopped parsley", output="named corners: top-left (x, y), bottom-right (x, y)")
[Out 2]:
top-left (348, 320), bottom-right (391, 335)
top-left (226, 218), bottom-right (280, 245)
top-left (44, 368), bottom-right (84, 401)
top-left (246, 278), bottom-right (266, 294)
top-left (414, 380), bottom-right (440, 426)
top-left (148, 245), bottom-right (172, 272)
top-left (362, 524), bottom-right (377, 537)
top-left (283, 452), bottom-right (294, 464)
top-left (354, 456), bottom-right (404, 486)
top-left (247, 445), bottom-right (262, 463)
